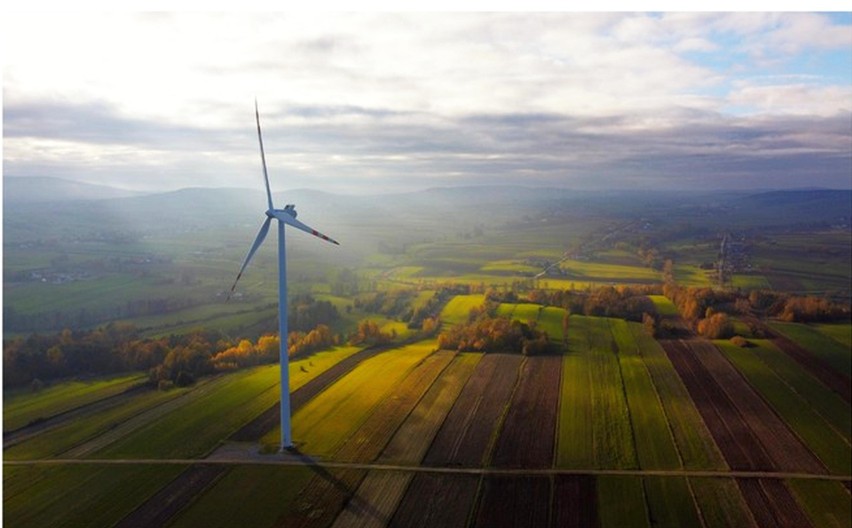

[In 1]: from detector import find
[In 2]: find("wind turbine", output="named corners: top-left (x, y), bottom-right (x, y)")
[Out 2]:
top-left (229, 101), bottom-right (339, 451)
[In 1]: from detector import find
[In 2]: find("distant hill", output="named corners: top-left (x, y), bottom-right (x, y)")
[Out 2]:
top-left (737, 189), bottom-right (852, 223)
top-left (3, 176), bottom-right (145, 203)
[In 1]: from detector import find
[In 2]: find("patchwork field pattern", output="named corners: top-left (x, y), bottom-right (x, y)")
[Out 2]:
top-left (4, 315), bottom-right (850, 528)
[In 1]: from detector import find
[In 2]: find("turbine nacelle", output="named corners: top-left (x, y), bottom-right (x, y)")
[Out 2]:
top-left (266, 204), bottom-right (297, 219)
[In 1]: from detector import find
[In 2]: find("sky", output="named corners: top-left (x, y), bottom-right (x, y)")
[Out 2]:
top-left (2, 10), bottom-right (851, 194)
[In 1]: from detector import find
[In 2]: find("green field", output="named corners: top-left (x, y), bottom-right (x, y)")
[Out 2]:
top-left (167, 466), bottom-right (313, 528)
top-left (626, 323), bottom-right (726, 470)
top-left (3, 373), bottom-right (148, 431)
top-left (4, 386), bottom-right (188, 460)
top-left (648, 295), bottom-right (678, 316)
top-left (716, 340), bottom-right (851, 474)
top-left (265, 341), bottom-right (436, 455)
top-left (597, 476), bottom-right (650, 528)
top-left (814, 322), bottom-right (852, 349)
top-left (730, 273), bottom-right (772, 289)
top-left (787, 479), bottom-right (852, 528)
top-left (97, 366), bottom-right (280, 459)
top-left (610, 319), bottom-right (681, 470)
top-left (559, 259), bottom-right (660, 282)
top-left (770, 321), bottom-right (852, 377)
top-left (557, 315), bottom-right (636, 469)
top-left (3, 464), bottom-right (186, 527)
top-left (439, 294), bottom-right (485, 326)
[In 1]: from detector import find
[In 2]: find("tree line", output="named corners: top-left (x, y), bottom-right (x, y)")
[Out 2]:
top-left (436, 299), bottom-right (552, 356)
top-left (4, 316), bottom-right (377, 390)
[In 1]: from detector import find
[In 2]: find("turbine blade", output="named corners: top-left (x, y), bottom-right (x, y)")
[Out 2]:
top-left (255, 99), bottom-right (274, 210)
top-left (272, 211), bottom-right (340, 246)
top-left (227, 217), bottom-right (273, 300)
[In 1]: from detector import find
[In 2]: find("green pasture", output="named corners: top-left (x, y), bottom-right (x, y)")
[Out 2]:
top-left (787, 479), bottom-right (852, 528)
top-left (533, 278), bottom-right (599, 291)
top-left (96, 366), bottom-right (280, 459)
top-left (557, 338), bottom-right (595, 469)
top-left (770, 321), bottom-right (852, 378)
top-left (136, 303), bottom-right (278, 339)
top-left (597, 476), bottom-right (650, 528)
top-left (3, 463), bottom-right (185, 528)
top-left (716, 340), bottom-right (851, 475)
top-left (439, 294), bottom-right (485, 326)
top-left (94, 347), bottom-right (358, 459)
top-left (538, 306), bottom-right (568, 343)
top-left (267, 341), bottom-right (436, 457)
top-left (3, 373), bottom-right (147, 432)
top-left (510, 303), bottom-right (543, 324)
top-left (559, 259), bottom-right (660, 282)
top-left (643, 476), bottom-right (703, 528)
top-left (167, 466), bottom-right (313, 528)
top-left (594, 248), bottom-right (648, 267)
top-left (480, 259), bottom-right (540, 274)
top-left (626, 323), bottom-right (726, 470)
top-left (672, 264), bottom-right (712, 287)
top-left (734, 339), bottom-right (849, 442)
top-left (557, 315), bottom-right (636, 469)
top-left (648, 295), bottom-right (678, 317)
top-left (751, 232), bottom-right (851, 292)
top-left (814, 322), bottom-right (852, 349)
top-left (689, 478), bottom-right (759, 528)
top-left (730, 274), bottom-right (771, 290)
top-left (4, 386), bottom-right (187, 460)
top-left (610, 319), bottom-right (681, 470)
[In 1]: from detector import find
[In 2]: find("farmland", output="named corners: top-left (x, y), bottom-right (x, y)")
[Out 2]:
top-left (5, 315), bottom-right (851, 528)
top-left (4, 187), bottom-right (851, 527)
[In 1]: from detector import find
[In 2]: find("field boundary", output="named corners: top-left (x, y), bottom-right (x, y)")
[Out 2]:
top-left (6, 459), bottom-right (850, 482)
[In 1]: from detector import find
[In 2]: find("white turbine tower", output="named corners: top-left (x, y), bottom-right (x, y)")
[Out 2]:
top-left (229, 101), bottom-right (339, 451)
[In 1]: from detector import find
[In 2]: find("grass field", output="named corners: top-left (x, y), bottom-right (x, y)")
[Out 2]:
top-left (786, 479), bottom-right (852, 528)
top-left (3, 373), bottom-right (148, 431)
top-left (626, 324), bottom-right (726, 470)
top-left (716, 340), bottom-right (851, 475)
top-left (439, 294), bottom-right (485, 326)
top-left (3, 464), bottom-right (186, 528)
top-left (648, 295), bottom-right (678, 316)
top-left (689, 478), bottom-right (757, 528)
top-left (557, 315), bottom-right (636, 469)
top-left (609, 319), bottom-right (681, 470)
top-left (597, 476), bottom-right (650, 528)
top-left (97, 366), bottom-right (280, 459)
top-left (730, 274), bottom-right (772, 289)
top-left (814, 322), bottom-right (852, 349)
top-left (643, 476), bottom-right (703, 528)
top-left (167, 466), bottom-right (313, 528)
top-left (267, 341), bottom-right (436, 456)
top-left (770, 321), bottom-right (852, 377)
top-left (733, 339), bottom-right (850, 443)
top-left (672, 264), bottom-right (712, 287)
top-left (4, 386), bottom-right (188, 460)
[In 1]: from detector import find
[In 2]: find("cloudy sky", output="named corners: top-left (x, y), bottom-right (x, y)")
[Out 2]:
top-left (3, 11), bottom-right (851, 194)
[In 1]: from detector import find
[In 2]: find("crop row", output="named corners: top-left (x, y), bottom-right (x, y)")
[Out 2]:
top-left (5, 313), bottom-right (849, 527)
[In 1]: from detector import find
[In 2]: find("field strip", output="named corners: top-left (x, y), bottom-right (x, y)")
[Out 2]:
top-left (59, 378), bottom-right (229, 458)
top-left (3, 384), bottom-right (151, 448)
top-left (6, 459), bottom-right (850, 482)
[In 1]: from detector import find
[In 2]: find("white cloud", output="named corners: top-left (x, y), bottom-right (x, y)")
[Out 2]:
top-left (3, 12), bottom-right (850, 192)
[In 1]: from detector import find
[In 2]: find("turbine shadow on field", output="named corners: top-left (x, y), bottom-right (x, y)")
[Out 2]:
top-left (288, 447), bottom-right (387, 524)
